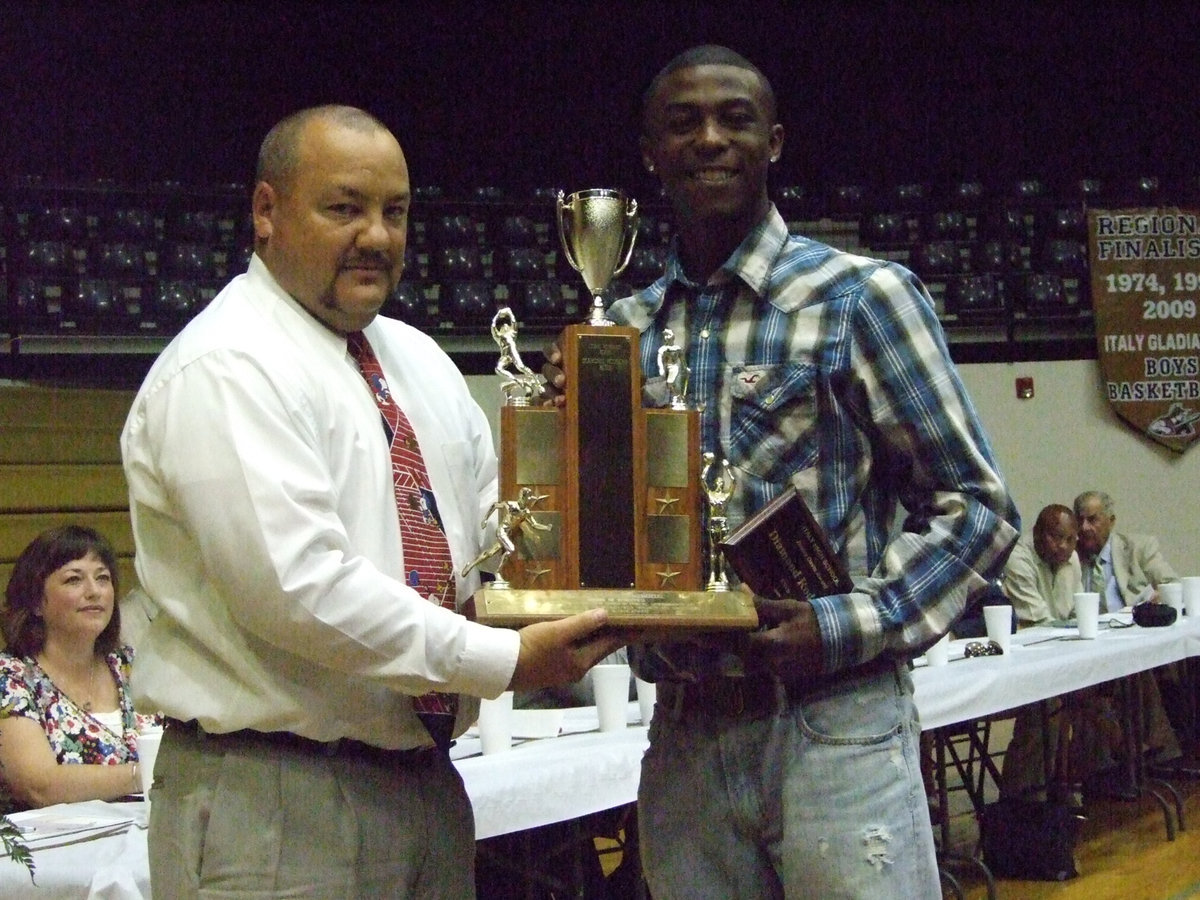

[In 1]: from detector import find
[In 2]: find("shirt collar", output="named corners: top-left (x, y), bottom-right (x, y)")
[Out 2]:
top-left (661, 204), bottom-right (787, 298)
top-left (247, 254), bottom-right (351, 358)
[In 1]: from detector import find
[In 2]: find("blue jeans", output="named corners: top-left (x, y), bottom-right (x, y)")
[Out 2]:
top-left (638, 663), bottom-right (938, 899)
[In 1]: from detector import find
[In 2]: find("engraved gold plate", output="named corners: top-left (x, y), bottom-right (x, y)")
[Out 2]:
top-left (512, 409), bottom-right (562, 486)
top-left (465, 585), bottom-right (759, 634)
top-left (647, 515), bottom-right (690, 563)
top-left (646, 413), bottom-right (690, 487)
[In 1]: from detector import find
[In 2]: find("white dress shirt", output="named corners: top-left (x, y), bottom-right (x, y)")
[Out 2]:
top-left (1002, 536), bottom-right (1082, 624)
top-left (122, 255), bottom-right (517, 748)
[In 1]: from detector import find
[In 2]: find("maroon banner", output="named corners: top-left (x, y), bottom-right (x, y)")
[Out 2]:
top-left (1087, 208), bottom-right (1200, 453)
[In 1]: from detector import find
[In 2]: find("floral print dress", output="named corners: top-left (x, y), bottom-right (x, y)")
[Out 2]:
top-left (0, 645), bottom-right (156, 809)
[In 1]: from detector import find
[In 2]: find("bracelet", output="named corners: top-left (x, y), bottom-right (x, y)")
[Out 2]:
top-left (131, 762), bottom-right (140, 792)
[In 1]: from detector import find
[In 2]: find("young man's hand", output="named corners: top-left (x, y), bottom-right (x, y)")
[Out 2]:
top-left (539, 341), bottom-right (566, 407)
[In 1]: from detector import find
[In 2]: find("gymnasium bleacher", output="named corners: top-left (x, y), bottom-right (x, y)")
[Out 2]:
top-left (7, 173), bottom-right (1185, 370)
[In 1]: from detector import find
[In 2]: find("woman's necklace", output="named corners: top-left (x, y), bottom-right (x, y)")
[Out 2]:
top-left (38, 652), bottom-right (101, 712)
top-left (81, 657), bottom-right (99, 712)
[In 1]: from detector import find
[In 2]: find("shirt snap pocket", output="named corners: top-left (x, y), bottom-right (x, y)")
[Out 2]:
top-left (727, 363), bottom-right (819, 481)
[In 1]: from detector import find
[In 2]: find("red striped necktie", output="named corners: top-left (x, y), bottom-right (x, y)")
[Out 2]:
top-left (347, 331), bottom-right (458, 749)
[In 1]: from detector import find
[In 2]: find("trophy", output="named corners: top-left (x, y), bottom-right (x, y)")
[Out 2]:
top-left (701, 453), bottom-right (734, 592)
top-left (461, 486), bottom-right (552, 589)
top-left (557, 189), bottom-right (639, 326)
top-left (657, 328), bottom-right (689, 411)
top-left (465, 190), bottom-right (757, 634)
top-left (490, 307), bottom-right (543, 406)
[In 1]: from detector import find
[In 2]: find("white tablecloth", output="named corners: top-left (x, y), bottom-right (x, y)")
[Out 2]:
top-left (453, 703), bottom-right (648, 840)
top-left (1, 801), bottom-right (150, 899)
top-left (8, 617), bottom-right (1200, 898)
top-left (912, 613), bottom-right (1200, 729)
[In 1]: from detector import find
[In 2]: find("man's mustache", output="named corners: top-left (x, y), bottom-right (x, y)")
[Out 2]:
top-left (342, 253), bottom-right (393, 269)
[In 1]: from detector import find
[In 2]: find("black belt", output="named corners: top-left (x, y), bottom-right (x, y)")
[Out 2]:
top-left (658, 658), bottom-right (899, 722)
top-left (164, 718), bottom-right (443, 766)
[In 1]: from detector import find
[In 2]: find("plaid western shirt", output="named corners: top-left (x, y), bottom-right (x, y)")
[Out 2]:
top-left (610, 206), bottom-right (1020, 677)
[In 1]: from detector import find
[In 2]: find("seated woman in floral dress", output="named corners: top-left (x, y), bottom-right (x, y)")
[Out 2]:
top-left (0, 525), bottom-right (157, 811)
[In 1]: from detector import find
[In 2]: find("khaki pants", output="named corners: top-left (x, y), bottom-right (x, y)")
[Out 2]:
top-left (1001, 670), bottom-right (1181, 798)
top-left (148, 726), bottom-right (476, 899)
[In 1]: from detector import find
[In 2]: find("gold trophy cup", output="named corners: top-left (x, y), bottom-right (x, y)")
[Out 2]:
top-left (557, 189), bottom-right (639, 326)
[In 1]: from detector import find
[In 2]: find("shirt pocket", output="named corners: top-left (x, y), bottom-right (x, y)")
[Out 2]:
top-left (726, 363), bottom-right (820, 482)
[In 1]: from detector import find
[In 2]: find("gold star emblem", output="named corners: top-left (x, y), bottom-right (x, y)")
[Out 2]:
top-left (655, 494), bottom-right (680, 513)
top-left (527, 566), bottom-right (552, 584)
top-left (656, 569), bottom-right (681, 587)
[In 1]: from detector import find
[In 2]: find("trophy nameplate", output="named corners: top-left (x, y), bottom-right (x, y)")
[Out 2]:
top-left (467, 189), bottom-right (757, 632)
top-left (465, 585), bottom-right (757, 640)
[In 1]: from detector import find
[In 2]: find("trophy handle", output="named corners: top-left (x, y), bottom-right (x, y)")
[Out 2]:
top-left (555, 190), bottom-right (583, 275)
top-left (611, 199), bottom-right (639, 278)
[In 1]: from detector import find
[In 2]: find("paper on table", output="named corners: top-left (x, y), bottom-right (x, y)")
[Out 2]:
top-left (1041, 611), bottom-right (1133, 631)
top-left (510, 708), bottom-right (565, 739)
top-left (5, 800), bottom-right (141, 852)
